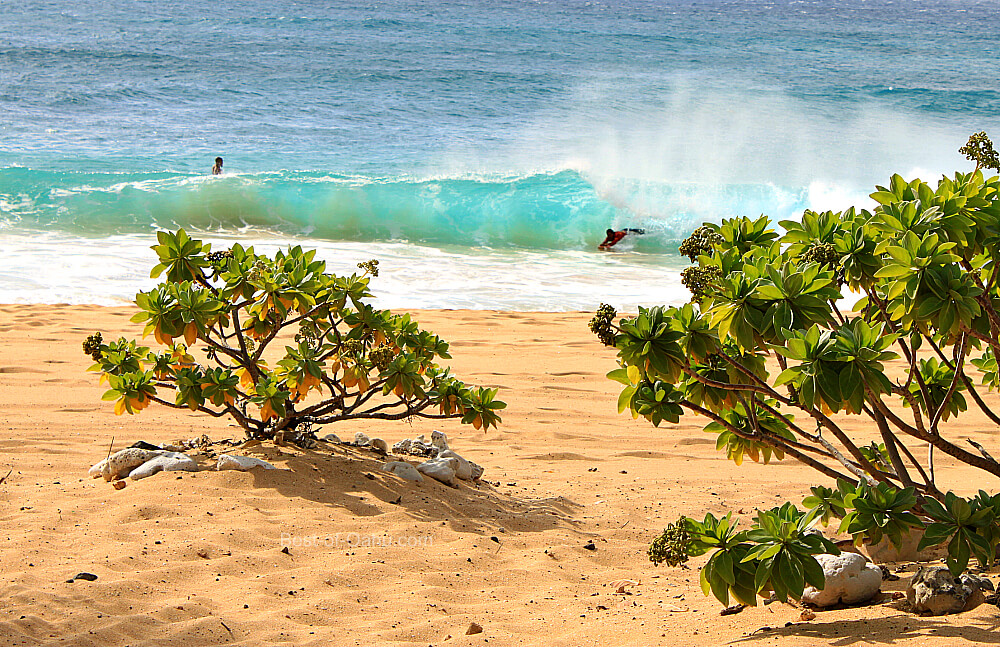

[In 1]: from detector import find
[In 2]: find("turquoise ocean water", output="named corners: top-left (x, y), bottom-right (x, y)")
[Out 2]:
top-left (1, 0), bottom-right (998, 309)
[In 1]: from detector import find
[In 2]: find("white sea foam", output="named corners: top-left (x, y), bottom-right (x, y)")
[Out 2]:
top-left (0, 230), bottom-right (689, 312)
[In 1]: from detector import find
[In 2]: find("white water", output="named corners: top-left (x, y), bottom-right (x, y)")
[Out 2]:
top-left (0, 231), bottom-right (688, 312)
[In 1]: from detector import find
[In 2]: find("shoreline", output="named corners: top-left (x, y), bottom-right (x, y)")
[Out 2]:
top-left (2, 304), bottom-right (997, 646)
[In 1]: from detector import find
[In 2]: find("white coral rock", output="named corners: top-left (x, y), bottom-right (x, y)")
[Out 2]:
top-left (469, 460), bottom-right (484, 481)
top-left (417, 457), bottom-right (459, 486)
top-left (91, 448), bottom-right (160, 481)
top-left (863, 527), bottom-right (926, 562)
top-left (88, 459), bottom-right (107, 479)
top-left (370, 437), bottom-right (389, 453)
top-left (216, 454), bottom-right (278, 471)
top-left (431, 430), bottom-right (449, 451)
top-left (907, 566), bottom-right (989, 615)
top-left (800, 552), bottom-right (882, 607)
top-left (382, 461), bottom-right (423, 482)
top-left (437, 449), bottom-right (472, 481)
top-left (129, 452), bottom-right (199, 480)
top-left (354, 432), bottom-right (371, 446)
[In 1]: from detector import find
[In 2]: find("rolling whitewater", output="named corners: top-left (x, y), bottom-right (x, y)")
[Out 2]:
top-left (1, 0), bottom-right (998, 309)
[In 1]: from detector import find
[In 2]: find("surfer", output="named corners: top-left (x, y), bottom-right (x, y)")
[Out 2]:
top-left (599, 228), bottom-right (645, 250)
top-left (211, 157), bottom-right (224, 175)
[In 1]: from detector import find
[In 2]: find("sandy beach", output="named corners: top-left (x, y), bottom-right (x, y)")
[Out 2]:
top-left (2, 303), bottom-right (999, 647)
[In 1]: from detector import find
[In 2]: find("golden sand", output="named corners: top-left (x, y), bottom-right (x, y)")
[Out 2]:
top-left (1, 304), bottom-right (997, 646)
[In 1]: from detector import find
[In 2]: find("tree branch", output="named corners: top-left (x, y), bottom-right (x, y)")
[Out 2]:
top-left (930, 333), bottom-right (967, 433)
top-left (680, 400), bottom-right (855, 483)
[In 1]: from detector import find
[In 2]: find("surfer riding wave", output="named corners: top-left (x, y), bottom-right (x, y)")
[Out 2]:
top-left (599, 228), bottom-right (645, 250)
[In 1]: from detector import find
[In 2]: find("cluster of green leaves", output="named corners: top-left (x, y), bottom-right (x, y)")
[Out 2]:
top-left (803, 481), bottom-right (922, 549)
top-left (650, 506), bottom-right (839, 606)
top-left (972, 349), bottom-right (1000, 389)
top-left (705, 400), bottom-right (793, 465)
top-left (664, 479), bottom-right (1000, 608)
top-left (803, 481), bottom-right (1000, 577)
top-left (903, 357), bottom-right (968, 422)
top-left (87, 229), bottom-right (505, 438)
top-left (921, 491), bottom-right (1000, 576)
top-left (772, 319), bottom-right (897, 415)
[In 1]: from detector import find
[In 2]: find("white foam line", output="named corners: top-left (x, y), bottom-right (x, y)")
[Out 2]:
top-left (0, 231), bottom-right (689, 312)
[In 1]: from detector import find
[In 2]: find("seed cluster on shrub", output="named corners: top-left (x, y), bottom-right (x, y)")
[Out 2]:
top-left (648, 517), bottom-right (693, 567)
top-left (680, 265), bottom-right (723, 301)
top-left (678, 226), bottom-right (723, 262)
top-left (588, 303), bottom-right (617, 347)
top-left (82, 332), bottom-right (103, 362)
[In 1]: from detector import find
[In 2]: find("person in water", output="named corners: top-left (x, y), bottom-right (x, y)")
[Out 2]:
top-left (212, 157), bottom-right (224, 175)
top-left (599, 227), bottom-right (644, 249)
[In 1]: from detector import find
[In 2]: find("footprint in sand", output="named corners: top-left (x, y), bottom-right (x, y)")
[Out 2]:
top-left (540, 385), bottom-right (597, 393)
top-left (523, 452), bottom-right (600, 461)
top-left (673, 439), bottom-right (715, 447)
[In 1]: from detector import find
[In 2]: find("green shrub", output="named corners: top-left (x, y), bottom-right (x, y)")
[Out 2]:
top-left (595, 132), bottom-right (1000, 602)
top-left (85, 230), bottom-right (505, 439)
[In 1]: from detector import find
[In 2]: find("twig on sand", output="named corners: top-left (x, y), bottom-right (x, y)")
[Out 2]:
top-left (220, 619), bottom-right (234, 637)
top-left (106, 436), bottom-right (115, 461)
top-left (0, 468), bottom-right (11, 485)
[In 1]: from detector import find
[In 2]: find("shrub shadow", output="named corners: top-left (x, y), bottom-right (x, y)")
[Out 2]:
top-left (730, 612), bottom-right (1000, 645)
top-left (238, 442), bottom-right (583, 536)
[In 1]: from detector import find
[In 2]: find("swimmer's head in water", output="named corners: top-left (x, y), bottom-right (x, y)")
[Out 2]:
top-left (215, 157), bottom-right (223, 165)
top-left (606, 229), bottom-right (614, 237)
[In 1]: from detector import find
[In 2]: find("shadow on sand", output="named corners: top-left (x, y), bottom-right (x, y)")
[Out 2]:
top-left (731, 612), bottom-right (1000, 645)
top-left (233, 441), bottom-right (583, 536)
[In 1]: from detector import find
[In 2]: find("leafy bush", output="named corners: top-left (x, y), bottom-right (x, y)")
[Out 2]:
top-left (595, 133), bottom-right (1000, 601)
top-left (85, 230), bottom-right (505, 440)
top-left (649, 506), bottom-right (839, 606)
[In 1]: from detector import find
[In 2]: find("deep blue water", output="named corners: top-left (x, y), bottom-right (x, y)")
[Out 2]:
top-left (1, 0), bottom-right (998, 307)
top-left (3, 0), bottom-right (999, 173)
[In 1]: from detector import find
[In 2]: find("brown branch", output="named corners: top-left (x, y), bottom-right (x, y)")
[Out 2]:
top-left (861, 402), bottom-right (936, 491)
top-left (717, 352), bottom-right (785, 399)
top-left (680, 400), bottom-right (854, 483)
top-left (871, 405), bottom-right (914, 487)
top-left (866, 290), bottom-right (936, 413)
top-left (923, 333), bottom-right (1000, 427)
top-left (149, 395), bottom-right (230, 418)
top-left (887, 385), bottom-right (928, 435)
top-left (753, 398), bottom-right (820, 443)
top-left (930, 333), bottom-right (967, 433)
top-left (679, 362), bottom-right (787, 402)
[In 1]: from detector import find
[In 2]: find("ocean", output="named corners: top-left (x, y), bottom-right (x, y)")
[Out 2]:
top-left (2, 0), bottom-right (998, 310)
